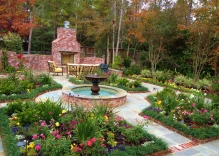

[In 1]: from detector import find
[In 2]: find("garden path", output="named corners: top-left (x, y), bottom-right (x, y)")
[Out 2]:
top-left (1, 74), bottom-right (219, 155)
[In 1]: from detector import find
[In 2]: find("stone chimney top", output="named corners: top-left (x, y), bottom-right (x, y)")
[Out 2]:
top-left (64, 21), bottom-right (70, 28)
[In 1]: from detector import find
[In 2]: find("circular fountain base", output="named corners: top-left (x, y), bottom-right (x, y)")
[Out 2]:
top-left (62, 85), bottom-right (127, 109)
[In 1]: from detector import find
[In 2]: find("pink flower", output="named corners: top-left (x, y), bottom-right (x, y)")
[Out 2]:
top-left (99, 138), bottom-right (103, 142)
top-left (49, 112), bottom-right (53, 115)
top-left (101, 143), bottom-right (105, 147)
top-left (192, 103), bottom-right (196, 107)
top-left (143, 115), bottom-right (148, 119)
top-left (40, 133), bottom-right (45, 139)
top-left (204, 109), bottom-right (208, 113)
top-left (56, 134), bottom-right (61, 139)
top-left (32, 134), bottom-right (38, 139)
top-left (35, 144), bottom-right (41, 151)
top-left (91, 138), bottom-right (96, 143)
top-left (40, 123), bottom-right (45, 127)
top-left (87, 140), bottom-right (93, 146)
top-left (66, 131), bottom-right (71, 135)
top-left (52, 131), bottom-right (57, 136)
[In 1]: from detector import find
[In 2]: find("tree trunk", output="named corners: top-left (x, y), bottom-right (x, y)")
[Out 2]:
top-left (112, 0), bottom-right (116, 64)
top-left (116, 0), bottom-right (123, 56)
top-left (127, 44), bottom-right (130, 58)
top-left (186, 0), bottom-right (192, 27)
top-left (107, 34), bottom-right (110, 64)
top-left (28, 12), bottom-right (33, 55)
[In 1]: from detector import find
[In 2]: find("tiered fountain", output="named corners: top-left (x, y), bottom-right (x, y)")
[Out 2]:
top-left (62, 74), bottom-right (127, 108)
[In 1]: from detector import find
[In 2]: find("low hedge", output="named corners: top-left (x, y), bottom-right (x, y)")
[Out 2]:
top-left (142, 108), bottom-right (219, 140)
top-left (0, 108), bottom-right (20, 156)
top-left (0, 82), bottom-right (62, 102)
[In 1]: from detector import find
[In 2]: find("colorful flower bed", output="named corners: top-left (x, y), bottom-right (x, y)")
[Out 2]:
top-left (141, 88), bottom-right (219, 141)
top-left (0, 71), bottom-right (62, 102)
top-left (1, 100), bottom-right (168, 156)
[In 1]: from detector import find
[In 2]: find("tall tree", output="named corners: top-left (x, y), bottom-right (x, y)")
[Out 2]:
top-left (0, 0), bottom-right (31, 37)
top-left (187, 0), bottom-right (219, 80)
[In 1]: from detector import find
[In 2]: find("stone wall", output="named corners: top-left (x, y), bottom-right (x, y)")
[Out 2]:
top-left (80, 57), bottom-right (104, 64)
top-left (0, 50), bottom-right (105, 72)
top-left (0, 50), bottom-right (52, 72)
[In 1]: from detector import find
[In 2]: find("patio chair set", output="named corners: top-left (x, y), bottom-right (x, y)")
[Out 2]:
top-left (48, 61), bottom-right (109, 78)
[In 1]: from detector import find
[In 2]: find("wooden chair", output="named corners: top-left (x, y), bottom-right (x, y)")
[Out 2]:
top-left (67, 63), bottom-right (81, 78)
top-left (48, 60), bottom-right (63, 76)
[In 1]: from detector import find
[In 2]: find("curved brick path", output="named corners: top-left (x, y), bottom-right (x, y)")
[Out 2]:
top-left (1, 74), bottom-right (219, 156)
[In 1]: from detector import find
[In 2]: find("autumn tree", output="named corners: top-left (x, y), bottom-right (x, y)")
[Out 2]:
top-left (186, 0), bottom-right (219, 80)
top-left (0, 0), bottom-right (32, 37)
top-left (127, 0), bottom-right (177, 76)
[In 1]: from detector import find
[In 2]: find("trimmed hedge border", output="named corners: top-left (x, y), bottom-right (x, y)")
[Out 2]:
top-left (0, 108), bottom-right (20, 156)
top-left (0, 82), bottom-right (62, 102)
top-left (140, 110), bottom-right (219, 144)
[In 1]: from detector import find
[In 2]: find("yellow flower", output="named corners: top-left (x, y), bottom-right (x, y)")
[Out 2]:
top-left (104, 115), bottom-right (108, 120)
top-left (90, 113), bottom-right (94, 117)
top-left (59, 114), bottom-right (61, 116)
top-left (55, 122), bottom-right (60, 127)
top-left (62, 109), bottom-right (66, 114)
top-left (26, 89), bottom-right (30, 93)
top-left (70, 144), bottom-right (74, 150)
top-left (16, 122), bottom-right (20, 126)
top-left (157, 100), bottom-right (162, 105)
top-left (27, 142), bottom-right (35, 149)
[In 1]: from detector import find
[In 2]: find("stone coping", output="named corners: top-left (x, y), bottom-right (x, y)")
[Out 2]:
top-left (62, 85), bottom-right (127, 99)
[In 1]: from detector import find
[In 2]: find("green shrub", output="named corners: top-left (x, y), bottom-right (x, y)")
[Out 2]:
top-left (107, 73), bottom-right (118, 84)
top-left (122, 57), bottom-right (132, 68)
top-left (117, 78), bottom-right (129, 86)
top-left (112, 56), bottom-right (122, 69)
top-left (211, 77), bottom-right (219, 92)
top-left (141, 69), bottom-right (151, 78)
top-left (3, 32), bottom-right (23, 53)
top-left (196, 78), bottom-right (211, 90)
top-left (174, 74), bottom-right (187, 85)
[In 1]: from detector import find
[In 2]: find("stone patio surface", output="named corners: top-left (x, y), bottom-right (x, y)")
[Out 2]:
top-left (0, 74), bottom-right (219, 156)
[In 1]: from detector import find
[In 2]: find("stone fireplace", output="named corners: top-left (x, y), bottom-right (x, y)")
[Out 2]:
top-left (52, 27), bottom-right (81, 66)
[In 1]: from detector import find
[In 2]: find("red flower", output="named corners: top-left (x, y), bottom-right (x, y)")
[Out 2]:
top-left (101, 143), bottom-right (105, 147)
top-left (87, 140), bottom-right (93, 146)
top-left (99, 138), bottom-right (103, 142)
top-left (91, 138), bottom-right (96, 143)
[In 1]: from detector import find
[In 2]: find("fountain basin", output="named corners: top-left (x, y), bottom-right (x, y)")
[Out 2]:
top-left (62, 85), bottom-right (127, 108)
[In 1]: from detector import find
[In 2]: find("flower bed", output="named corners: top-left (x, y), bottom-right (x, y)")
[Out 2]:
top-left (141, 88), bottom-right (219, 141)
top-left (0, 71), bottom-right (62, 102)
top-left (1, 100), bottom-right (168, 156)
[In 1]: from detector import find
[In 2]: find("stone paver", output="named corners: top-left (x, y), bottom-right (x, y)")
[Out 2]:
top-left (1, 74), bottom-right (219, 155)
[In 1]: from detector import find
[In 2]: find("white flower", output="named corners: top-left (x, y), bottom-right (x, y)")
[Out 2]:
top-left (190, 94), bottom-right (194, 99)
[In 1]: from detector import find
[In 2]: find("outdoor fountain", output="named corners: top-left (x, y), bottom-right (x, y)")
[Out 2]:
top-left (62, 74), bottom-right (127, 108)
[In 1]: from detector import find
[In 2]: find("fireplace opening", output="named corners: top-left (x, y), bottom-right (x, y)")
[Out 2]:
top-left (60, 51), bottom-right (76, 65)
